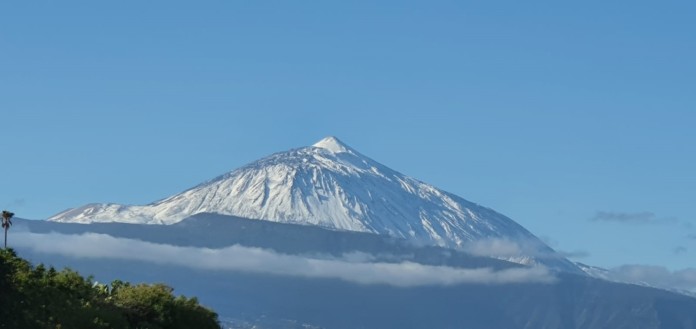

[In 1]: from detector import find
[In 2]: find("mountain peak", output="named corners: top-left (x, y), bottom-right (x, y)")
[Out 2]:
top-left (312, 136), bottom-right (352, 153)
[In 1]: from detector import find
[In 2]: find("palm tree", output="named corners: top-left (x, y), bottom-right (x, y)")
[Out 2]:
top-left (2, 210), bottom-right (14, 249)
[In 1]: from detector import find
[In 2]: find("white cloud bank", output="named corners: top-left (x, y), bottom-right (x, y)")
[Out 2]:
top-left (608, 265), bottom-right (696, 292)
top-left (12, 232), bottom-right (555, 287)
top-left (463, 238), bottom-right (526, 258)
top-left (461, 237), bottom-right (569, 260)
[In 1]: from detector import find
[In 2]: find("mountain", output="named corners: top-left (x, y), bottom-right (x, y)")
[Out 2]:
top-left (49, 136), bottom-right (574, 270)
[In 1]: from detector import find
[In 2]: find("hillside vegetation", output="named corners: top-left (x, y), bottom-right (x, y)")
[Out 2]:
top-left (0, 249), bottom-right (220, 329)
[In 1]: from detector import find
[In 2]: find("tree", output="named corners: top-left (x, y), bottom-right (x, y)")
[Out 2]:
top-left (111, 283), bottom-right (220, 329)
top-left (1, 210), bottom-right (13, 249)
top-left (0, 249), bottom-right (221, 328)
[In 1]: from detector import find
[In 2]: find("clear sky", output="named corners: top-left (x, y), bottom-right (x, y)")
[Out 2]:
top-left (1, 1), bottom-right (694, 272)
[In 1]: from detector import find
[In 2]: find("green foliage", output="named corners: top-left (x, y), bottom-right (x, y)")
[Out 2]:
top-left (110, 283), bottom-right (220, 329)
top-left (0, 249), bottom-right (220, 329)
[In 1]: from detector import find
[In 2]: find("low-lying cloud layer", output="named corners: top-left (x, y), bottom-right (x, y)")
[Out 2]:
top-left (462, 237), bottom-right (582, 260)
top-left (463, 238), bottom-right (527, 258)
top-left (12, 232), bottom-right (555, 287)
top-left (607, 265), bottom-right (696, 292)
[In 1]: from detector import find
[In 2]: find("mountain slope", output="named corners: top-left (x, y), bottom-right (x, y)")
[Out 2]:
top-left (49, 136), bottom-right (571, 268)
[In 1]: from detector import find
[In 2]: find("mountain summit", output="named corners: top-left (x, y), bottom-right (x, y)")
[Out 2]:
top-left (49, 136), bottom-right (575, 269)
top-left (312, 136), bottom-right (353, 153)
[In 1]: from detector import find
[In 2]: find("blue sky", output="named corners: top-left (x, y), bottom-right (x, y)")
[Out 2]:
top-left (1, 1), bottom-right (694, 271)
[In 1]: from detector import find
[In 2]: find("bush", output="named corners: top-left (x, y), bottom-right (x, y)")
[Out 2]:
top-left (0, 249), bottom-right (220, 329)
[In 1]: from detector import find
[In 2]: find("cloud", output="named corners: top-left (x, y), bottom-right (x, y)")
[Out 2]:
top-left (556, 250), bottom-right (590, 259)
top-left (11, 232), bottom-right (555, 287)
top-left (539, 236), bottom-right (558, 247)
top-left (537, 236), bottom-right (589, 259)
top-left (3, 198), bottom-right (26, 209)
top-left (462, 238), bottom-right (526, 258)
top-left (462, 237), bottom-right (584, 260)
top-left (590, 211), bottom-right (678, 225)
top-left (607, 265), bottom-right (696, 292)
top-left (673, 246), bottom-right (687, 255)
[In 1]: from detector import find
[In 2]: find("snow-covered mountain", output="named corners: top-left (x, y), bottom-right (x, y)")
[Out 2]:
top-left (49, 136), bottom-right (573, 268)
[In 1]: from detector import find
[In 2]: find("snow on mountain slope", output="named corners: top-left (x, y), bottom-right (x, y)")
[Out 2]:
top-left (49, 136), bottom-right (578, 271)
